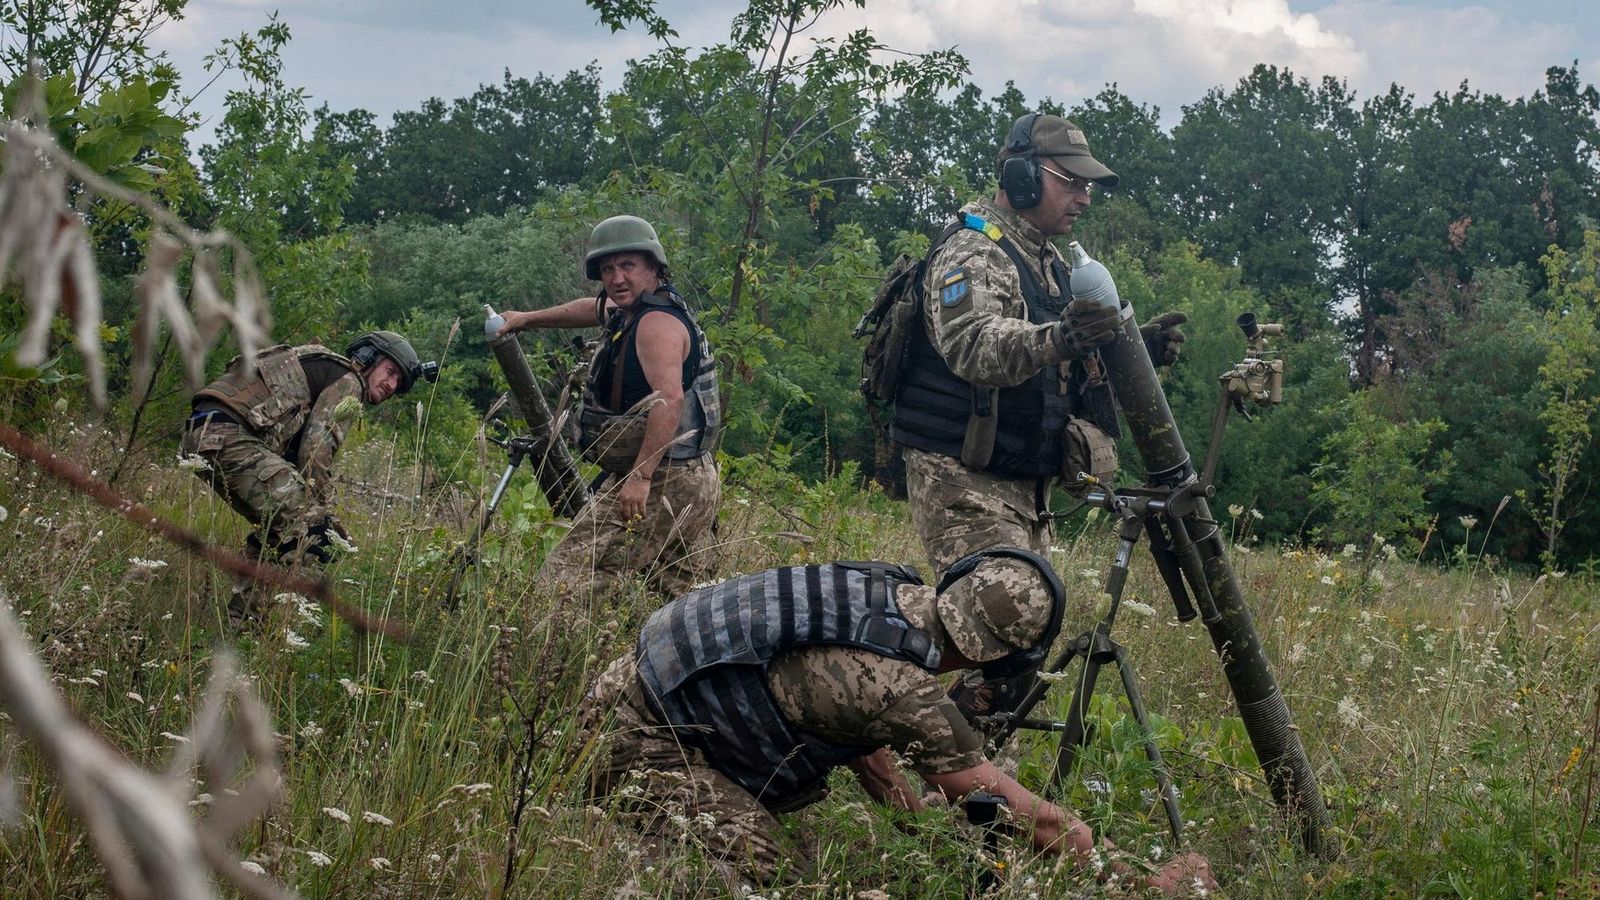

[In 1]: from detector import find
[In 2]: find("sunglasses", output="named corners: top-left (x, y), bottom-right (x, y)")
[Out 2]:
top-left (1041, 165), bottom-right (1094, 195)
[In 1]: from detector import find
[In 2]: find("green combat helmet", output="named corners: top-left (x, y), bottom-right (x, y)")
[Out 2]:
top-left (346, 330), bottom-right (439, 395)
top-left (584, 215), bottom-right (668, 280)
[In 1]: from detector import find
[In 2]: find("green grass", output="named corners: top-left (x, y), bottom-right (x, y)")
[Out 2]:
top-left (0, 421), bottom-right (1596, 898)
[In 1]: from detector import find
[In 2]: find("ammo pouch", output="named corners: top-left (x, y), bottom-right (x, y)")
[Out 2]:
top-left (1062, 416), bottom-right (1118, 492)
top-left (576, 394), bottom-right (661, 475)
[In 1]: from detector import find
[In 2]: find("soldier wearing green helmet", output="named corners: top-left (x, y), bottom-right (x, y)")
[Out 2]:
top-left (178, 331), bottom-right (438, 624)
top-left (496, 215), bottom-right (722, 605)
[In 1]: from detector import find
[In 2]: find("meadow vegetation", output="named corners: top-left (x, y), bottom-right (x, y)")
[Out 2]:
top-left (1, 416), bottom-right (1594, 897)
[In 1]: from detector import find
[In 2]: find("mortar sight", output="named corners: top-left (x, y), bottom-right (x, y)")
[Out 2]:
top-left (1237, 313), bottom-right (1284, 340)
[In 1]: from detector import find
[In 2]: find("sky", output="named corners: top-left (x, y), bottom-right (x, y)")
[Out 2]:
top-left (150, 0), bottom-right (1598, 145)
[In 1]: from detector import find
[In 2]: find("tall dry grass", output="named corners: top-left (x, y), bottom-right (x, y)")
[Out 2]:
top-left (1, 416), bottom-right (1595, 898)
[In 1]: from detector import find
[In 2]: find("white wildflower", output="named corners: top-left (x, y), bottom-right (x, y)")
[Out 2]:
top-left (160, 732), bottom-right (189, 744)
top-left (125, 691), bottom-right (143, 703)
top-left (1121, 599), bottom-right (1157, 619)
top-left (1227, 504), bottom-right (1244, 517)
top-left (1336, 696), bottom-right (1362, 729)
top-left (322, 806), bottom-right (351, 823)
top-left (1250, 508), bottom-right (1263, 520)
top-left (1078, 568), bottom-right (1100, 580)
top-left (362, 811), bottom-right (394, 826)
top-left (1458, 515), bottom-right (1477, 530)
top-left (1383, 544), bottom-right (1398, 560)
top-left (411, 670), bottom-right (434, 685)
top-left (369, 857), bottom-right (391, 871)
top-left (328, 529), bottom-right (358, 554)
top-left (305, 850), bottom-right (333, 868)
top-left (1319, 575), bottom-right (1335, 586)
top-left (1341, 543), bottom-right (1358, 557)
top-left (1288, 642), bottom-right (1307, 663)
top-left (299, 721), bottom-right (324, 740)
top-left (450, 782), bottom-right (493, 797)
top-left (694, 811), bottom-right (717, 831)
top-left (175, 453), bottom-right (210, 472)
top-left (0, 506), bottom-right (7, 523)
top-left (285, 629), bottom-right (310, 650)
top-left (239, 861), bottom-right (266, 876)
top-left (338, 678), bottom-right (361, 697)
top-left (67, 676), bottom-right (99, 686)
top-left (188, 793), bottom-right (214, 807)
top-left (127, 556), bottom-right (167, 572)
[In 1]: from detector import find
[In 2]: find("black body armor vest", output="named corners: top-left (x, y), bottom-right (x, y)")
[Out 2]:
top-left (890, 215), bottom-right (1078, 478)
top-left (635, 561), bottom-right (939, 809)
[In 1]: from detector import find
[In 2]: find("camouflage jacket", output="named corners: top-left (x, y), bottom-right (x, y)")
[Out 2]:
top-left (920, 198), bottom-right (1073, 387)
top-left (193, 344), bottom-right (363, 502)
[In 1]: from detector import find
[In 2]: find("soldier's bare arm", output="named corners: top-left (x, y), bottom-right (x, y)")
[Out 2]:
top-left (496, 297), bottom-right (609, 335)
top-left (615, 311), bottom-right (690, 520)
top-left (924, 238), bottom-right (1069, 387)
top-left (298, 372), bottom-right (363, 503)
top-left (846, 748), bottom-right (923, 812)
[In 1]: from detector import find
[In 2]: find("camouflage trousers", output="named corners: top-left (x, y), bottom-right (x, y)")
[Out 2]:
top-left (180, 418), bottom-right (332, 618)
top-left (903, 448), bottom-right (1059, 724)
top-left (579, 655), bottom-right (785, 890)
top-left (539, 453), bottom-right (720, 608)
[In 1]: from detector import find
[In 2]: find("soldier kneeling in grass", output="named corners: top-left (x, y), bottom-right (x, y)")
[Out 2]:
top-left (577, 547), bottom-right (1216, 894)
top-left (179, 330), bottom-right (436, 624)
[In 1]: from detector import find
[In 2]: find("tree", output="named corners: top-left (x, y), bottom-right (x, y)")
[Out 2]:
top-left (1166, 65), bottom-right (1356, 332)
top-left (1310, 388), bottom-right (1452, 588)
top-left (0, 0), bottom-right (184, 95)
top-left (1523, 230), bottom-right (1600, 568)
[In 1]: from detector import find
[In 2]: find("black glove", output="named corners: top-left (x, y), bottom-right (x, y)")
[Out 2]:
top-left (1057, 298), bottom-right (1120, 358)
top-left (1140, 311), bottom-right (1188, 367)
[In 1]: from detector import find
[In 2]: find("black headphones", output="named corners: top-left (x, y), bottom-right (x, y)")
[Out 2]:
top-left (936, 546), bottom-right (1066, 678)
top-left (999, 112), bottom-right (1045, 211)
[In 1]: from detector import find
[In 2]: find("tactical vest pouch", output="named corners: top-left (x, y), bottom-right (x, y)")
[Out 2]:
top-left (249, 349), bottom-right (311, 438)
top-left (577, 395), bottom-right (659, 475)
top-left (1062, 416), bottom-right (1118, 493)
top-left (857, 253), bottom-right (927, 405)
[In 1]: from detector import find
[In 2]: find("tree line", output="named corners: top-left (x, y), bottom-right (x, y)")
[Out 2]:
top-left (3, 0), bottom-right (1599, 571)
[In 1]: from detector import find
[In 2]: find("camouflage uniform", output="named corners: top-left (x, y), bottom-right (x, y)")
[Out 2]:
top-left (902, 198), bottom-right (1072, 707)
top-left (179, 345), bottom-right (364, 615)
top-left (580, 640), bottom-right (984, 887)
top-left (538, 454), bottom-right (720, 606)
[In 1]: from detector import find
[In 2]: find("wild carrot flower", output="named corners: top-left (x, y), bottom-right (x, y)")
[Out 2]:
top-left (362, 811), bottom-right (394, 826)
top-left (322, 806), bottom-right (351, 823)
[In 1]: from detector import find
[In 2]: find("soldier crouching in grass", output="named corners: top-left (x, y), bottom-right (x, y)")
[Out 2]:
top-left (494, 215), bottom-right (722, 608)
top-left (576, 548), bottom-right (1216, 895)
top-left (179, 330), bottom-right (436, 625)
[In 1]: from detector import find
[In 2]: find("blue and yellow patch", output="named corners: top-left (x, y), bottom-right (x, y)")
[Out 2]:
top-left (939, 267), bottom-right (969, 306)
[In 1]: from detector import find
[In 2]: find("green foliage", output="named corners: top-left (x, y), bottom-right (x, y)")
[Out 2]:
top-left (1522, 230), bottom-right (1600, 568)
top-left (1311, 387), bottom-right (1453, 587)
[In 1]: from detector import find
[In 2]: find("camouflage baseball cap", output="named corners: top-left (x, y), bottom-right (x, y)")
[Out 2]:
top-left (894, 558), bottom-right (1055, 664)
top-left (1014, 114), bottom-right (1120, 188)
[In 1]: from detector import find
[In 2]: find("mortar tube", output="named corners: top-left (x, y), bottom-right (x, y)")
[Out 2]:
top-left (1097, 302), bottom-right (1334, 857)
top-left (487, 332), bottom-right (589, 520)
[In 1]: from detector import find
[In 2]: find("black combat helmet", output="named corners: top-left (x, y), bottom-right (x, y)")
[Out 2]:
top-left (346, 330), bottom-right (438, 395)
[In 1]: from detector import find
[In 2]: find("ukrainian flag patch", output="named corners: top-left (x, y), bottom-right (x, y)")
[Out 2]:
top-left (939, 267), bottom-right (969, 306)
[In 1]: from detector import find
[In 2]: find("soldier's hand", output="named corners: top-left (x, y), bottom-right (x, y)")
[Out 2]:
top-left (1057, 298), bottom-right (1120, 358)
top-left (495, 310), bottom-right (530, 338)
top-left (617, 472), bottom-right (652, 524)
top-left (1139, 311), bottom-right (1187, 367)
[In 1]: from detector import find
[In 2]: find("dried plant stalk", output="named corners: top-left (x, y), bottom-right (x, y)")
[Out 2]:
top-left (0, 599), bottom-right (296, 899)
top-left (1, 70), bottom-right (271, 409)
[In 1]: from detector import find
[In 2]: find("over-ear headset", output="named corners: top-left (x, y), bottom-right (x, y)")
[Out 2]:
top-left (999, 112), bottom-right (1045, 210)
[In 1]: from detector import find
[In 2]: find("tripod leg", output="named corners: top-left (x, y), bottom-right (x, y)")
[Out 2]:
top-left (1051, 645), bottom-right (1104, 796)
top-left (444, 457), bottom-right (521, 609)
top-left (1113, 642), bottom-right (1185, 845)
